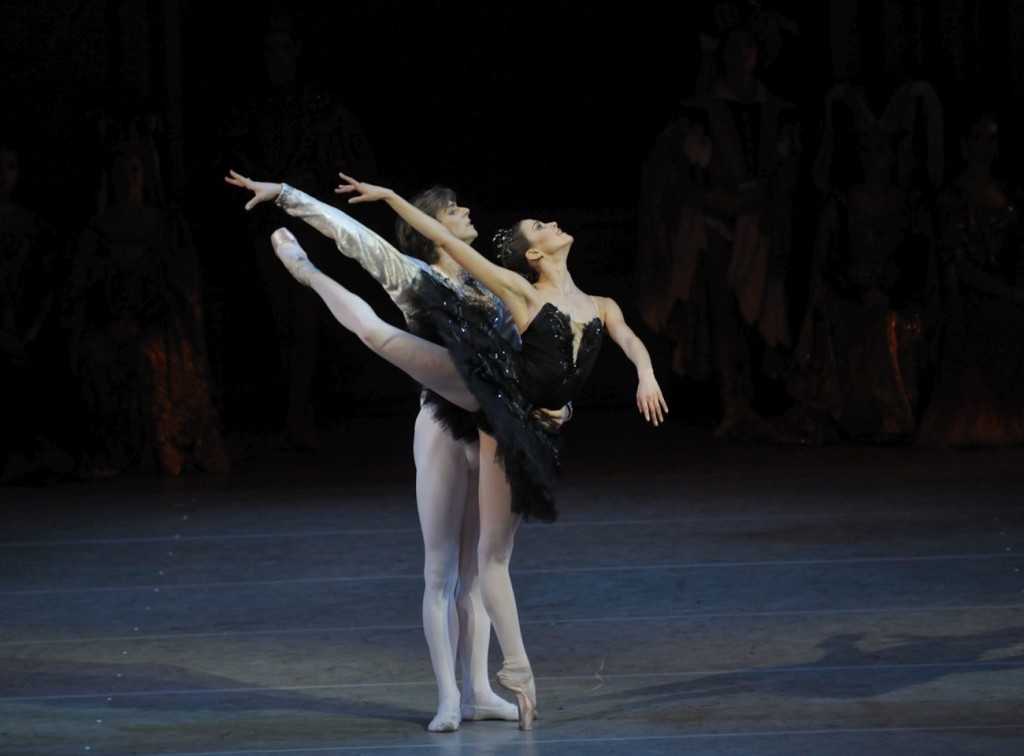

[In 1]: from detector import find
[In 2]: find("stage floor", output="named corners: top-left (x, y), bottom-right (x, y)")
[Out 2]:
top-left (2, 407), bottom-right (1023, 755)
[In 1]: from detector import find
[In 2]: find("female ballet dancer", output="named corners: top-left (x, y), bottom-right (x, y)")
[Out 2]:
top-left (336, 172), bottom-right (669, 729)
top-left (226, 172), bottom-right (560, 731)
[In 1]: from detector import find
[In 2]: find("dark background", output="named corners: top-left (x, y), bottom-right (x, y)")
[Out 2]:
top-left (3, 0), bottom-right (1024, 437)
top-left (3, 1), bottom-right (822, 212)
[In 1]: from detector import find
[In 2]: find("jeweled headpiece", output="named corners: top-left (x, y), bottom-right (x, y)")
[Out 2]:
top-left (492, 226), bottom-right (516, 265)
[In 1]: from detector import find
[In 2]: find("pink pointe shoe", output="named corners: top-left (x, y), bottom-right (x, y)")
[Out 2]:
top-left (270, 228), bottom-right (319, 287)
top-left (496, 662), bottom-right (536, 731)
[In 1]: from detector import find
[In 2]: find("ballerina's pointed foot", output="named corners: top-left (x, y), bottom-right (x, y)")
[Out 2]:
top-left (427, 700), bottom-right (461, 733)
top-left (270, 227), bottom-right (319, 287)
top-left (496, 663), bottom-right (537, 731)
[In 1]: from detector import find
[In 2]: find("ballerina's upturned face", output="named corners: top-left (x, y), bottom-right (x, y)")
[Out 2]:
top-left (521, 219), bottom-right (573, 254)
top-left (436, 200), bottom-right (478, 243)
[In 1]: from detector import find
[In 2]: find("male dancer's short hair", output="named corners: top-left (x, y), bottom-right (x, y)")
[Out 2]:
top-left (395, 185), bottom-right (458, 263)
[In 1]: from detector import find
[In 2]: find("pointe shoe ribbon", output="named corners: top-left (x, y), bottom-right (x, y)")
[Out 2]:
top-left (270, 227), bottom-right (319, 287)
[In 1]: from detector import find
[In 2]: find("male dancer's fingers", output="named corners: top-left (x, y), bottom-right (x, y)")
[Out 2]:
top-left (223, 171), bottom-right (257, 210)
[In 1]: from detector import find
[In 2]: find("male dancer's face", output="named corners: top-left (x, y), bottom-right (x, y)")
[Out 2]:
top-left (436, 200), bottom-right (478, 244)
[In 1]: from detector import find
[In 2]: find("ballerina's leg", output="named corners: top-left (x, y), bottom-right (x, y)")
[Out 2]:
top-left (475, 431), bottom-right (536, 729)
top-left (272, 231), bottom-right (479, 411)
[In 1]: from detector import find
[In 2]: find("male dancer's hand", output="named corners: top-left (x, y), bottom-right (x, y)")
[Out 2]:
top-left (224, 170), bottom-right (283, 210)
top-left (532, 405), bottom-right (572, 432)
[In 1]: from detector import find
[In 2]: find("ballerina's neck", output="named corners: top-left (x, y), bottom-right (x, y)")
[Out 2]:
top-left (535, 267), bottom-right (577, 296)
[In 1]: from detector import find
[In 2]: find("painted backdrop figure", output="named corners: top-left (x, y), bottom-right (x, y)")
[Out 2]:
top-left (225, 173), bottom-right (522, 731)
top-left (789, 82), bottom-right (942, 443)
top-left (63, 116), bottom-right (228, 477)
top-left (917, 110), bottom-right (1024, 447)
top-left (637, 14), bottom-right (799, 437)
top-left (0, 139), bottom-right (75, 484)
top-left (224, 10), bottom-right (377, 447)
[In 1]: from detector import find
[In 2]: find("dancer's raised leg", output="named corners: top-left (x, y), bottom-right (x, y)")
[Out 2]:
top-left (271, 228), bottom-right (478, 411)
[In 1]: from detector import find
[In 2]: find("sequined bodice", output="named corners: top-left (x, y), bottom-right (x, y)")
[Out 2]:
top-left (518, 303), bottom-right (603, 409)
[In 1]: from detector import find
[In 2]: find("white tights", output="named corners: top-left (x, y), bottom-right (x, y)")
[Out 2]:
top-left (413, 410), bottom-right (520, 729)
top-left (308, 275), bottom-right (479, 412)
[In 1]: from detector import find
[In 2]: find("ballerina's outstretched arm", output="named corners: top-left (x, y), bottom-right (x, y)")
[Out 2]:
top-left (597, 296), bottom-right (669, 426)
top-left (336, 173), bottom-right (540, 330)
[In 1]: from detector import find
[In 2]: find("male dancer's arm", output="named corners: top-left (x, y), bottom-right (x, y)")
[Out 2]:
top-left (274, 183), bottom-right (426, 311)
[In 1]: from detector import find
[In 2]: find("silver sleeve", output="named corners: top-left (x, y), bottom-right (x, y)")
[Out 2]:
top-left (275, 183), bottom-right (423, 305)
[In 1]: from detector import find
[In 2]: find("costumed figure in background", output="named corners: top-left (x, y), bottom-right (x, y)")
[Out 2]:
top-left (917, 109), bottom-right (1024, 447)
top-left (788, 81), bottom-right (943, 443)
top-left (636, 0), bottom-right (800, 438)
top-left (63, 114), bottom-right (229, 477)
top-left (223, 10), bottom-right (378, 448)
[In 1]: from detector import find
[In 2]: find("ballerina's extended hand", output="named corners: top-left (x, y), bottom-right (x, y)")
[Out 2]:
top-left (334, 172), bottom-right (395, 204)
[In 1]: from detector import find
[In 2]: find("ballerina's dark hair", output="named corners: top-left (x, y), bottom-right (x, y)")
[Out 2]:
top-left (394, 185), bottom-right (458, 264)
top-left (492, 223), bottom-right (537, 282)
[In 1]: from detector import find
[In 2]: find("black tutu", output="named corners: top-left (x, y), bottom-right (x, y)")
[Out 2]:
top-left (420, 389), bottom-right (479, 444)
top-left (414, 276), bottom-right (604, 523)
top-left (413, 278), bottom-right (563, 522)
